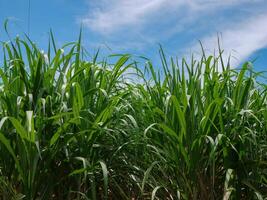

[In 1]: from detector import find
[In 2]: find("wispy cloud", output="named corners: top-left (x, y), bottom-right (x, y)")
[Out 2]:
top-left (81, 0), bottom-right (260, 34)
top-left (82, 0), bottom-right (172, 33)
top-left (190, 13), bottom-right (267, 66)
top-left (80, 0), bottom-right (267, 65)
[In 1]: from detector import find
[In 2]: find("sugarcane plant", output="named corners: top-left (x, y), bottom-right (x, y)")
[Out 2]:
top-left (0, 24), bottom-right (266, 199)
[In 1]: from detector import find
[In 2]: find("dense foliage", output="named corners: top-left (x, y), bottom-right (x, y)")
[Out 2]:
top-left (0, 31), bottom-right (266, 199)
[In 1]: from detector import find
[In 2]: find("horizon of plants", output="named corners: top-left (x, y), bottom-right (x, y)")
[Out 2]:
top-left (0, 26), bottom-right (266, 199)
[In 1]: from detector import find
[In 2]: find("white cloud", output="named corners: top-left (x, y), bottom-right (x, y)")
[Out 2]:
top-left (82, 0), bottom-right (170, 33)
top-left (191, 13), bottom-right (267, 67)
top-left (80, 0), bottom-right (267, 66)
top-left (81, 0), bottom-right (260, 34)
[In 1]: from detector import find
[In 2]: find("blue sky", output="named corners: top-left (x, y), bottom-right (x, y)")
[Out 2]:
top-left (0, 0), bottom-right (267, 73)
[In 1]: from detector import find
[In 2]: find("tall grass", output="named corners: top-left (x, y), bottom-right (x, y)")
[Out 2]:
top-left (0, 29), bottom-right (266, 199)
